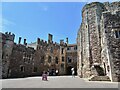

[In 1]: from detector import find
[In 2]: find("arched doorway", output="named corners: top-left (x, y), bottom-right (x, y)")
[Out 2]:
top-left (66, 66), bottom-right (72, 75)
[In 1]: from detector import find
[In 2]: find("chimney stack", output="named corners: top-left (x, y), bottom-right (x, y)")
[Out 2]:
top-left (48, 34), bottom-right (53, 43)
top-left (18, 37), bottom-right (21, 44)
top-left (60, 39), bottom-right (64, 45)
top-left (37, 38), bottom-right (40, 44)
top-left (66, 37), bottom-right (68, 44)
top-left (24, 39), bottom-right (27, 45)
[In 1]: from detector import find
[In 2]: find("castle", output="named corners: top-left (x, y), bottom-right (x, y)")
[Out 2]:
top-left (0, 1), bottom-right (120, 82)
top-left (77, 2), bottom-right (120, 82)
top-left (0, 32), bottom-right (77, 78)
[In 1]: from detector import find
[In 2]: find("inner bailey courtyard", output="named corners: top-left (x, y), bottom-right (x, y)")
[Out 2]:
top-left (1, 1), bottom-right (120, 84)
top-left (2, 76), bottom-right (118, 88)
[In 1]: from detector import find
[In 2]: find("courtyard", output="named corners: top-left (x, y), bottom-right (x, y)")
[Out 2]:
top-left (2, 76), bottom-right (118, 88)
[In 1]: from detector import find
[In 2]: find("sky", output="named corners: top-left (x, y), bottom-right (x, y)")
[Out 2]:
top-left (2, 2), bottom-right (86, 44)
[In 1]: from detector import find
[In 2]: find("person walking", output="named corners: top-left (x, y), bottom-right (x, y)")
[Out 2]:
top-left (56, 70), bottom-right (58, 76)
top-left (71, 68), bottom-right (75, 77)
top-left (42, 71), bottom-right (48, 81)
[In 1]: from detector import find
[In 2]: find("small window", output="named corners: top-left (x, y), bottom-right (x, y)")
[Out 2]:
top-left (61, 48), bottom-right (64, 54)
top-left (61, 64), bottom-right (64, 71)
top-left (67, 57), bottom-right (71, 63)
top-left (62, 57), bottom-right (64, 62)
top-left (20, 66), bottom-right (25, 72)
top-left (67, 47), bottom-right (71, 50)
top-left (74, 46), bottom-right (77, 50)
top-left (2, 53), bottom-right (4, 59)
top-left (50, 47), bottom-right (53, 53)
top-left (55, 57), bottom-right (58, 64)
top-left (115, 30), bottom-right (120, 38)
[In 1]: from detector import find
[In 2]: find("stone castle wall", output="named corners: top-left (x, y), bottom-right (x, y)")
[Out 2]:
top-left (77, 1), bottom-right (120, 82)
top-left (1, 32), bottom-right (77, 78)
top-left (101, 11), bottom-right (120, 82)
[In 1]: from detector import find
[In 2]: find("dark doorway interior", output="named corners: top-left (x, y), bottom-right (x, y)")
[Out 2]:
top-left (66, 66), bottom-right (72, 75)
top-left (94, 66), bottom-right (105, 76)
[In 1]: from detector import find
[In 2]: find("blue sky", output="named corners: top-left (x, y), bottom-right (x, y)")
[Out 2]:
top-left (2, 2), bottom-right (86, 44)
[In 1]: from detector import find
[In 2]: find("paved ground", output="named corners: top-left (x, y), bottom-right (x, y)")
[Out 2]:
top-left (2, 76), bottom-right (119, 88)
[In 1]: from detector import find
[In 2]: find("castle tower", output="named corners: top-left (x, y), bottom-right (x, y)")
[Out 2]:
top-left (5, 32), bottom-right (15, 41)
top-left (77, 2), bottom-right (106, 78)
top-left (2, 32), bottom-right (15, 78)
top-left (77, 1), bottom-right (120, 82)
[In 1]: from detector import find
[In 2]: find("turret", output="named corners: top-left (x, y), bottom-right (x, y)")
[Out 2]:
top-left (5, 32), bottom-right (15, 41)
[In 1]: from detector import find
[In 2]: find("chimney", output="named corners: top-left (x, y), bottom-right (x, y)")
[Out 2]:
top-left (37, 38), bottom-right (40, 44)
top-left (18, 37), bottom-right (21, 44)
top-left (5, 32), bottom-right (8, 34)
top-left (48, 34), bottom-right (53, 43)
top-left (9, 32), bottom-right (11, 35)
top-left (60, 39), bottom-right (64, 45)
top-left (24, 39), bottom-right (27, 45)
top-left (66, 37), bottom-right (68, 44)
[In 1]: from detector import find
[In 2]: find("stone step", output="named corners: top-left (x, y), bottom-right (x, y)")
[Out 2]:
top-left (89, 76), bottom-right (111, 81)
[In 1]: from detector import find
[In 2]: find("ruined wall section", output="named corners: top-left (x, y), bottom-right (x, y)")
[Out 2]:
top-left (101, 11), bottom-right (120, 82)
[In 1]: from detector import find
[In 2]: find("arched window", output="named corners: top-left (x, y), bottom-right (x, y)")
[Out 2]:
top-left (62, 56), bottom-right (64, 62)
top-left (20, 66), bottom-right (25, 72)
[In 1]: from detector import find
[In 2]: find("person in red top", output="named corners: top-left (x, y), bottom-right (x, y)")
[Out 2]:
top-left (42, 71), bottom-right (48, 81)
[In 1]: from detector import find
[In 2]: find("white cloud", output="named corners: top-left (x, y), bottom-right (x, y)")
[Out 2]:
top-left (0, 18), bottom-right (15, 32)
top-left (3, 18), bottom-right (15, 26)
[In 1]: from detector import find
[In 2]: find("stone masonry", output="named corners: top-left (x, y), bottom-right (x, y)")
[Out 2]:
top-left (1, 32), bottom-right (77, 78)
top-left (77, 1), bottom-right (120, 82)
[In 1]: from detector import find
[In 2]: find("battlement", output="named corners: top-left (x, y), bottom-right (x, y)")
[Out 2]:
top-left (5, 32), bottom-right (15, 41)
top-left (37, 37), bottom-right (60, 47)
